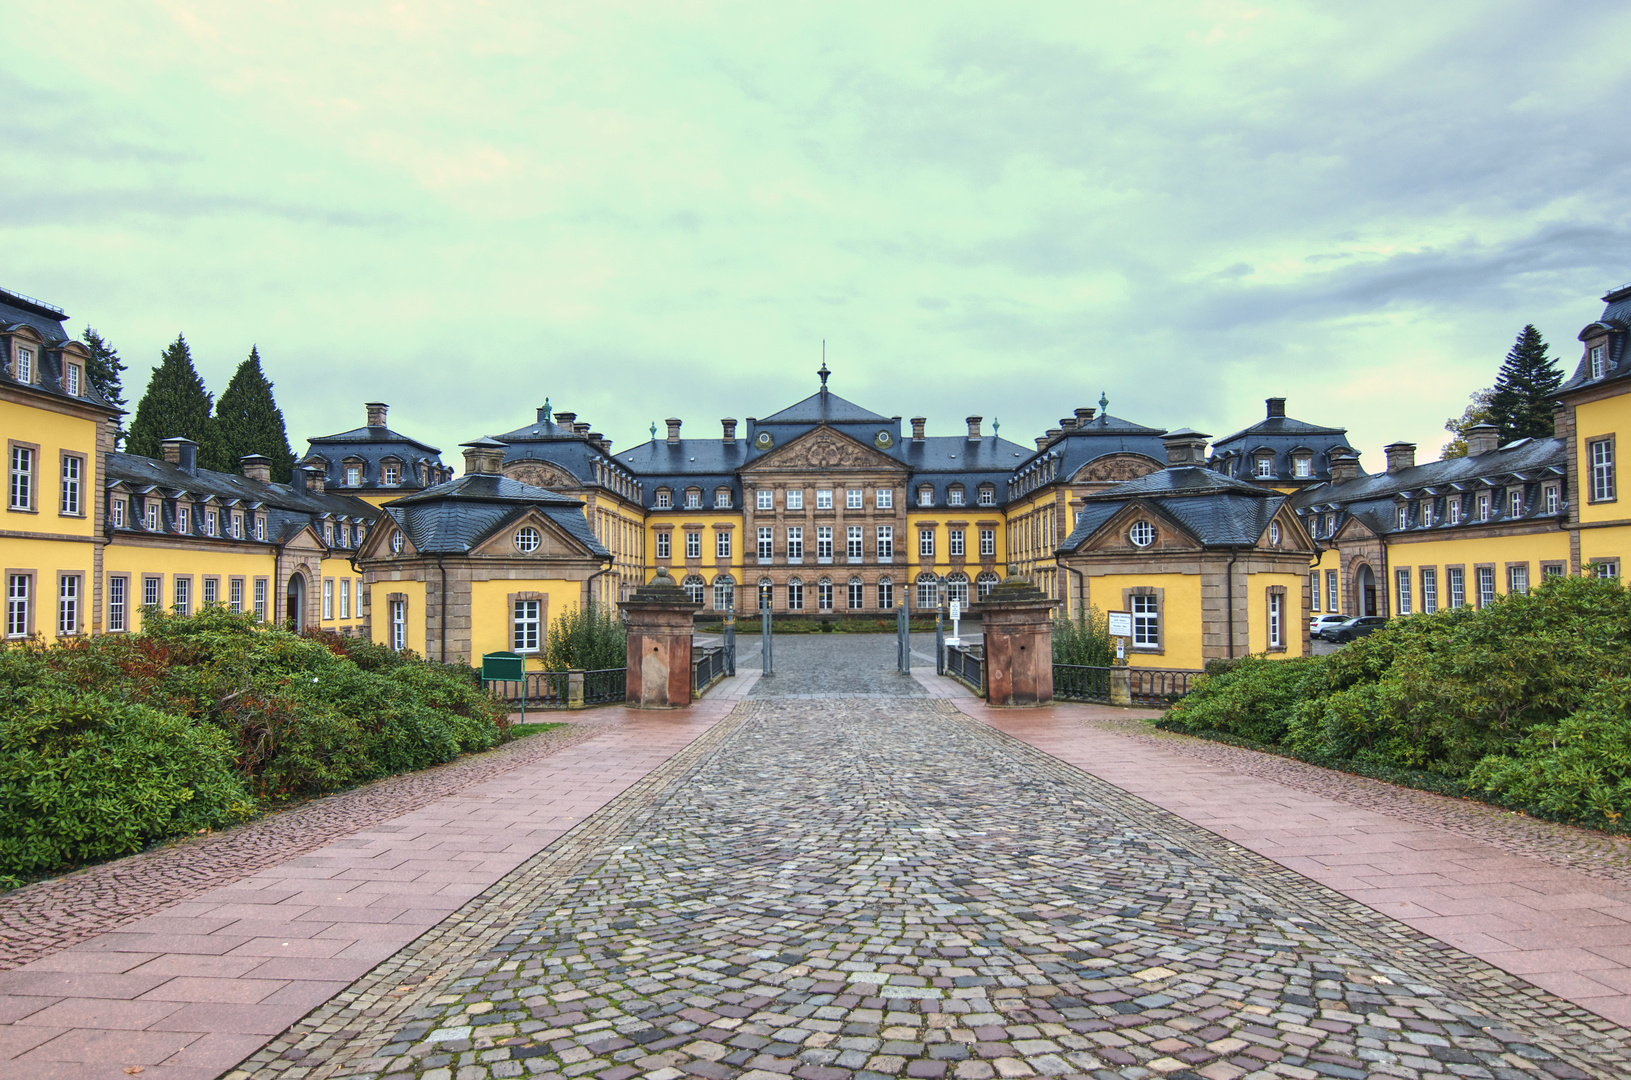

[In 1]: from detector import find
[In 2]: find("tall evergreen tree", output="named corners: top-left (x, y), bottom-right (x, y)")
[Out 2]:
top-left (215, 347), bottom-right (296, 482)
top-left (125, 334), bottom-right (227, 470)
top-left (1486, 325), bottom-right (1564, 443)
top-left (78, 328), bottom-right (128, 447)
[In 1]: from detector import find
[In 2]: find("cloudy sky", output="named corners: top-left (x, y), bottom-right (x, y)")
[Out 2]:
top-left (5, 2), bottom-right (1630, 468)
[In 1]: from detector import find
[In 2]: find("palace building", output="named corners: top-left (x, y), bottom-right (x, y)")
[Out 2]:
top-left (2, 280), bottom-right (1627, 674)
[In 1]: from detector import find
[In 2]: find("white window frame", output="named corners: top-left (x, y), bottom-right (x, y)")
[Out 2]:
top-left (173, 576), bottom-right (191, 615)
top-left (816, 489), bottom-right (833, 510)
top-left (5, 574), bottom-right (29, 638)
top-left (948, 487), bottom-right (965, 507)
top-left (1293, 457), bottom-right (1311, 479)
top-left (1508, 564), bottom-right (1528, 596)
top-left (60, 455), bottom-right (81, 516)
top-left (383, 463), bottom-right (400, 486)
top-left (876, 525), bottom-right (893, 559)
top-left (977, 486), bottom-right (994, 507)
top-left (513, 599), bottom-right (541, 652)
top-left (1395, 568), bottom-right (1411, 615)
top-left (816, 526), bottom-right (833, 562)
top-left (340, 578), bottom-right (351, 619)
top-left (14, 347), bottom-right (32, 383)
top-left (786, 489), bottom-right (804, 510)
top-left (918, 486), bottom-right (934, 508)
top-left (786, 526), bottom-right (803, 561)
top-left (787, 579), bottom-right (804, 611)
top-left (9, 446), bottom-right (33, 510)
top-left (846, 525), bottom-right (862, 560)
top-left (229, 577), bottom-right (243, 613)
top-left (1255, 457), bottom-right (1273, 479)
top-left (1591, 344), bottom-right (1606, 380)
top-left (713, 577), bottom-right (734, 611)
top-left (756, 489), bottom-right (773, 510)
top-left (816, 579), bottom-right (833, 611)
top-left (254, 578), bottom-right (267, 621)
top-left (876, 488), bottom-right (893, 509)
top-left (655, 532), bottom-right (670, 559)
top-left (1326, 569), bottom-right (1339, 614)
top-left (1421, 568), bottom-right (1437, 613)
top-left (916, 575), bottom-right (938, 610)
top-left (979, 528), bottom-right (995, 557)
top-left (1132, 594), bottom-right (1159, 647)
top-left (1267, 592), bottom-right (1282, 648)
top-left (108, 575), bottom-right (127, 631)
top-left (877, 578), bottom-right (893, 609)
top-left (1476, 493), bottom-right (1490, 521)
top-left (685, 489), bottom-right (701, 509)
top-left (655, 489), bottom-right (671, 509)
top-left (846, 489), bottom-right (862, 510)
top-left (1591, 439), bottom-right (1615, 502)
top-left (949, 528), bottom-right (964, 557)
top-left (142, 575), bottom-right (161, 608)
top-left (919, 528), bottom-right (935, 557)
top-left (58, 574), bottom-right (79, 636)
top-left (1477, 566), bottom-right (1496, 608)
top-left (685, 531), bottom-right (701, 559)
top-left (1448, 567), bottom-right (1465, 609)
top-left (113, 498), bottom-right (125, 528)
top-left (847, 577), bottom-right (864, 609)
top-left (391, 598), bottom-right (407, 650)
top-left (757, 527), bottom-right (774, 560)
top-left (1544, 484), bottom-right (1559, 514)
top-left (1509, 489), bottom-right (1523, 517)
top-left (1448, 500), bottom-right (1461, 525)
top-left (715, 530), bottom-right (731, 559)
top-left (715, 488), bottom-right (731, 508)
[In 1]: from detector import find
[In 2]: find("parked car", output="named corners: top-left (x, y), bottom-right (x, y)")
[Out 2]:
top-left (1310, 613), bottom-right (1349, 638)
top-left (1325, 615), bottom-right (1389, 643)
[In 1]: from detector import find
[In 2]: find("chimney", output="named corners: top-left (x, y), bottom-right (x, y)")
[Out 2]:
top-left (1466, 423), bottom-right (1501, 456)
top-left (1035, 436), bottom-right (1049, 450)
top-left (1328, 447), bottom-right (1362, 484)
top-left (461, 438), bottom-right (508, 476)
top-left (554, 411), bottom-right (577, 428)
top-left (911, 417), bottom-right (926, 441)
top-left (573, 422), bottom-right (590, 436)
top-left (1074, 407), bottom-right (1096, 425)
top-left (965, 416), bottom-right (982, 439)
top-left (1059, 417), bottom-right (1076, 431)
top-left (722, 418), bottom-right (737, 444)
top-left (1161, 428), bottom-right (1211, 467)
top-left (666, 418), bottom-right (682, 445)
top-left (365, 402), bottom-right (389, 428)
top-left (291, 467), bottom-right (307, 493)
top-left (1046, 428), bottom-right (1064, 441)
top-left (161, 437), bottom-right (198, 475)
top-left (1384, 442), bottom-right (1417, 474)
top-left (587, 432), bottom-right (604, 451)
top-left (305, 463), bottom-right (326, 494)
top-left (1266, 397), bottom-right (1287, 419)
top-left (240, 454), bottom-right (272, 483)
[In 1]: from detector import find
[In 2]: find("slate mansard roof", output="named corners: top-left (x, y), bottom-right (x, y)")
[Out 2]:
top-left (383, 473), bottom-right (609, 557)
top-left (1058, 466), bottom-right (1290, 551)
top-left (0, 287), bottom-right (120, 414)
top-left (304, 408), bottom-right (447, 494)
top-left (1209, 399), bottom-right (1359, 483)
top-left (1560, 282), bottom-right (1631, 394)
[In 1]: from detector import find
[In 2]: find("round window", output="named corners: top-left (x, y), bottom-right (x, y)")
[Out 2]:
top-left (515, 526), bottom-right (541, 552)
top-left (754, 431), bottom-right (774, 450)
top-left (1129, 520), bottom-right (1155, 547)
top-left (874, 430), bottom-right (893, 448)
top-left (390, 532), bottom-right (404, 554)
top-left (1269, 521), bottom-right (1281, 545)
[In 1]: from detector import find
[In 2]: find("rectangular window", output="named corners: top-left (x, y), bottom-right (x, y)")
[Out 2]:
top-left (756, 489), bottom-right (773, 510)
top-left (1544, 484), bottom-right (1560, 514)
top-left (757, 527), bottom-right (773, 560)
top-left (253, 579), bottom-right (267, 621)
top-left (113, 498), bottom-right (125, 528)
top-left (715, 531), bottom-right (731, 559)
top-left (1476, 493), bottom-right (1489, 521)
top-left (685, 490), bottom-right (701, 509)
top-left (324, 521), bottom-right (333, 545)
top-left (846, 525), bottom-right (862, 559)
top-left (1477, 566), bottom-right (1496, 608)
top-left (1543, 562), bottom-right (1566, 578)
top-left (1294, 458), bottom-right (1311, 478)
top-left (949, 488), bottom-right (964, 507)
top-left (685, 531), bottom-right (701, 558)
top-left (340, 578), bottom-right (351, 619)
top-left (877, 525), bottom-right (894, 559)
top-left (1509, 489), bottom-right (1523, 517)
top-left (57, 575), bottom-right (79, 635)
top-left (876, 488), bottom-right (893, 509)
top-left (513, 599), bottom-right (541, 652)
top-left (5, 574), bottom-right (28, 638)
top-left (1323, 513), bottom-right (1334, 536)
top-left (60, 456), bottom-right (81, 516)
top-left (1255, 458), bottom-right (1273, 478)
top-left (1591, 344), bottom-right (1607, 379)
top-left (846, 489), bottom-right (862, 510)
top-left (816, 526), bottom-right (833, 562)
top-left (391, 598), bottom-right (407, 650)
top-left (344, 465), bottom-right (361, 486)
top-left (108, 575), bottom-right (127, 631)
top-left (229, 577), bottom-right (244, 613)
top-left (1421, 568), bottom-right (1437, 613)
top-left (848, 579), bottom-right (864, 608)
top-left (714, 579), bottom-right (734, 611)
top-left (1325, 569), bottom-right (1339, 614)
top-left (203, 577), bottom-right (218, 608)
top-left (786, 489), bottom-right (804, 510)
top-left (949, 528), bottom-right (964, 557)
top-left (9, 446), bottom-right (33, 510)
top-left (655, 532), bottom-right (671, 558)
top-left (918, 487), bottom-right (934, 507)
top-left (1395, 569), bottom-right (1411, 615)
top-left (816, 489), bottom-right (833, 510)
top-left (322, 578), bottom-right (334, 620)
top-left (877, 579), bottom-right (894, 609)
top-left (142, 575), bottom-right (161, 607)
top-left (979, 528), bottom-right (995, 557)
top-left (786, 527), bottom-right (803, 560)
top-left (14, 347), bottom-right (32, 383)
top-left (1508, 564), bottom-right (1529, 596)
top-left (1310, 571), bottom-right (1320, 611)
top-left (787, 580), bottom-right (803, 610)
top-left (383, 464), bottom-right (400, 485)
top-left (1595, 560), bottom-right (1620, 579)
top-left (177, 506), bottom-right (190, 534)
top-left (1397, 505), bottom-right (1408, 530)
top-left (1591, 439), bottom-right (1616, 501)
top-left (655, 490), bottom-right (671, 509)
top-left (1421, 502), bottom-right (1433, 527)
top-left (817, 580), bottom-right (833, 610)
top-left (1267, 592), bottom-right (1282, 648)
top-left (1132, 594), bottom-right (1159, 647)
top-left (714, 489), bottom-right (730, 508)
top-left (173, 576), bottom-right (191, 615)
top-left (231, 512), bottom-right (242, 538)
top-left (917, 576), bottom-right (938, 609)
top-left (1448, 499), bottom-right (1461, 525)
top-left (919, 528), bottom-right (935, 557)
top-left (977, 487), bottom-right (994, 506)
top-left (64, 363), bottom-right (80, 396)
top-left (254, 516), bottom-right (264, 541)
top-left (1448, 567), bottom-right (1465, 609)
top-left (206, 509), bottom-right (218, 536)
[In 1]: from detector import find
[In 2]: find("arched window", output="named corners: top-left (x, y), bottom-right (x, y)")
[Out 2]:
top-left (787, 576), bottom-right (804, 611)
top-left (817, 577), bottom-right (834, 611)
top-left (682, 574), bottom-right (706, 607)
top-left (945, 572), bottom-right (969, 606)
top-left (712, 574), bottom-right (735, 611)
top-left (877, 576), bottom-right (894, 610)
top-left (976, 571), bottom-right (1000, 598)
top-left (848, 576), bottom-right (865, 609)
top-left (916, 573), bottom-right (940, 610)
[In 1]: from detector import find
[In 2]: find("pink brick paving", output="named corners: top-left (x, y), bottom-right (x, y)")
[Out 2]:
top-left (954, 697), bottom-right (1631, 1029)
top-left (0, 674), bottom-right (755, 1080)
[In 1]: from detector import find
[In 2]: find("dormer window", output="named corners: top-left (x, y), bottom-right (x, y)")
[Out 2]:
top-left (13, 347), bottom-right (32, 383)
top-left (1509, 489), bottom-right (1523, 517)
top-left (948, 485), bottom-right (965, 507)
top-left (918, 485), bottom-right (934, 507)
top-left (714, 488), bottom-right (731, 508)
top-left (978, 485), bottom-right (994, 506)
top-left (1448, 499), bottom-right (1461, 525)
top-left (655, 488), bottom-right (671, 509)
top-left (176, 505), bottom-right (189, 533)
top-left (113, 498), bottom-right (125, 528)
top-left (146, 501), bottom-right (158, 531)
top-left (1591, 344), bottom-right (1607, 380)
top-left (345, 465), bottom-right (361, 486)
top-left (685, 488), bottom-right (701, 509)
top-left (1397, 505), bottom-right (1408, 530)
top-left (64, 364), bottom-right (80, 396)
top-left (1476, 492), bottom-right (1490, 521)
top-left (254, 515), bottom-right (265, 541)
top-left (206, 509), bottom-right (218, 536)
top-left (1545, 483), bottom-right (1560, 514)
top-left (382, 464), bottom-right (400, 486)
top-left (1254, 456), bottom-right (1274, 479)
top-left (231, 512), bottom-right (242, 538)
top-left (324, 521), bottom-right (334, 545)
top-left (1323, 513), bottom-right (1334, 535)
top-left (1293, 456), bottom-right (1311, 479)
top-left (1421, 502), bottom-right (1433, 527)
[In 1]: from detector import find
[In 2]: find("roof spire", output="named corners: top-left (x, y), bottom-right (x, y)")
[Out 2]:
top-left (992, 418), bottom-right (1000, 437)
top-left (650, 420), bottom-right (657, 440)
top-left (542, 397), bottom-right (551, 422)
top-left (819, 342), bottom-right (829, 424)
top-left (1098, 390), bottom-right (1109, 425)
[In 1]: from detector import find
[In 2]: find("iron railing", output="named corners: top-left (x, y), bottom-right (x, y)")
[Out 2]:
top-left (489, 668), bottom-right (625, 708)
top-left (583, 667), bottom-right (624, 705)
top-left (693, 645), bottom-right (727, 694)
top-left (1053, 664), bottom-right (1199, 705)
top-left (945, 644), bottom-right (984, 694)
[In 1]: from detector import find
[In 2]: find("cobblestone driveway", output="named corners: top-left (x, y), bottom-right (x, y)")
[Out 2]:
top-left (246, 692), bottom-right (1623, 1080)
top-left (742, 634), bottom-right (926, 698)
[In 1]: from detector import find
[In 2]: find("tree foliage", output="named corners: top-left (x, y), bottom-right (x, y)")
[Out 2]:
top-left (1053, 606), bottom-right (1117, 666)
top-left (543, 602), bottom-right (628, 671)
top-left (125, 335), bottom-right (228, 470)
top-left (1486, 324), bottom-right (1564, 444)
top-left (216, 347), bottom-right (296, 482)
top-left (77, 328), bottom-right (128, 447)
top-left (1441, 387), bottom-right (1494, 459)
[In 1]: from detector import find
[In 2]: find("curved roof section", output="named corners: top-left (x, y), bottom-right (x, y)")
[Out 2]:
top-left (1561, 282), bottom-right (1631, 394)
top-left (1057, 466), bottom-right (1287, 550)
top-left (383, 474), bottom-right (606, 555)
top-left (307, 425), bottom-right (440, 455)
top-left (1290, 436), bottom-right (1566, 509)
top-left (760, 390), bottom-right (890, 425)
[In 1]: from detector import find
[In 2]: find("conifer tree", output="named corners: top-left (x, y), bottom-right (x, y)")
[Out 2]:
top-left (78, 328), bottom-right (128, 447)
top-left (125, 334), bottom-right (227, 470)
top-left (1486, 325), bottom-right (1564, 443)
top-left (215, 347), bottom-right (296, 482)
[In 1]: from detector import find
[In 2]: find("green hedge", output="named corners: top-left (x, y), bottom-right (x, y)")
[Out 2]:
top-left (1159, 575), bottom-right (1631, 831)
top-left (0, 609), bottom-right (511, 877)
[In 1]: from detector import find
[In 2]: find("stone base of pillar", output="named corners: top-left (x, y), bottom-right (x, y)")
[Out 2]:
top-left (976, 569), bottom-right (1059, 708)
top-left (1109, 667), bottom-right (1132, 706)
top-left (622, 569), bottom-right (700, 709)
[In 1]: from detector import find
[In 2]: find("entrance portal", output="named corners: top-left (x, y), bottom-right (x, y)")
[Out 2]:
top-left (1355, 564), bottom-right (1377, 617)
top-left (286, 573), bottom-right (306, 631)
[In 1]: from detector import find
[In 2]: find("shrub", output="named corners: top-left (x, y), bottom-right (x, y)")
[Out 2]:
top-left (1163, 655), bottom-right (1323, 745)
top-left (1053, 607), bottom-right (1116, 667)
top-left (1471, 678), bottom-right (1631, 829)
top-left (544, 601), bottom-right (627, 671)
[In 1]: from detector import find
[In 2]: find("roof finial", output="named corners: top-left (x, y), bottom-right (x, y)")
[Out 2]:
top-left (1099, 390), bottom-right (1109, 413)
top-left (992, 418), bottom-right (1000, 437)
top-left (542, 397), bottom-right (551, 422)
top-left (650, 421), bottom-right (657, 440)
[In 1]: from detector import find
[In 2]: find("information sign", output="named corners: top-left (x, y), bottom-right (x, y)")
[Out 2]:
top-left (1107, 611), bottom-right (1133, 638)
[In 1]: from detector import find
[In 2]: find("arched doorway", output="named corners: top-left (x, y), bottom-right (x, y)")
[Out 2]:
top-left (1355, 564), bottom-right (1377, 616)
top-left (285, 572), bottom-right (306, 631)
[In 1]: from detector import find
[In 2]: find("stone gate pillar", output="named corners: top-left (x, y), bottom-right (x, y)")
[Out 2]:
top-left (977, 569), bottom-right (1058, 707)
top-left (623, 568), bottom-right (700, 709)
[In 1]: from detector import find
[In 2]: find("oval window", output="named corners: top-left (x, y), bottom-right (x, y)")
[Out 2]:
top-left (1269, 521), bottom-right (1281, 545)
top-left (1129, 520), bottom-right (1155, 547)
top-left (755, 431), bottom-right (774, 450)
top-left (874, 430), bottom-right (893, 449)
top-left (390, 532), bottom-right (404, 554)
top-left (515, 526), bottom-right (541, 552)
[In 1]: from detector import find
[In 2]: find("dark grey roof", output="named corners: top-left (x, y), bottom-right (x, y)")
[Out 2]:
top-left (1209, 402), bottom-right (1358, 484)
top-left (1560, 283), bottom-right (1631, 394)
top-left (384, 473), bottom-right (608, 556)
top-left (1291, 437), bottom-right (1567, 509)
top-left (760, 390), bottom-right (890, 425)
top-left (1059, 466), bottom-right (1287, 551)
top-left (303, 423), bottom-right (446, 494)
top-left (0, 288), bottom-right (70, 345)
top-left (307, 425), bottom-right (440, 454)
top-left (0, 290), bottom-right (121, 415)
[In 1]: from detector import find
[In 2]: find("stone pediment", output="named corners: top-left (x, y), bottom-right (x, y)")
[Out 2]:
top-left (1071, 453), bottom-right (1162, 486)
top-left (743, 426), bottom-right (908, 474)
top-left (1077, 502), bottom-right (1202, 555)
top-left (468, 508), bottom-right (593, 559)
top-left (503, 460), bottom-right (580, 491)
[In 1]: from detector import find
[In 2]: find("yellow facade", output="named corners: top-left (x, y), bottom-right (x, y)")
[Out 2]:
top-left (468, 578), bottom-right (587, 668)
top-left (103, 541), bottom-right (277, 633)
top-left (365, 578), bottom-right (428, 656)
top-left (1383, 532), bottom-right (1568, 611)
top-left (1248, 572), bottom-right (1308, 659)
top-left (1085, 572), bottom-right (1205, 670)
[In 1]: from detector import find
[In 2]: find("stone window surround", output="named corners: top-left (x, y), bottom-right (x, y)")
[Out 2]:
top-left (1445, 563), bottom-right (1467, 609)
top-left (107, 573), bottom-right (131, 632)
top-left (58, 451), bottom-right (85, 518)
top-left (1264, 584), bottom-right (1287, 652)
top-left (1473, 562), bottom-right (1497, 608)
top-left (1540, 560), bottom-right (1567, 579)
top-left (8, 439), bottom-right (40, 513)
top-left (173, 574), bottom-right (194, 615)
top-left (5, 568), bottom-right (36, 638)
top-left (1122, 585), bottom-right (1164, 655)
top-left (1505, 561), bottom-right (1530, 596)
top-left (228, 575), bottom-right (246, 614)
top-left (1392, 565), bottom-right (1411, 616)
top-left (507, 590), bottom-right (548, 654)
top-left (1587, 433), bottom-right (1616, 503)
top-left (385, 591), bottom-right (410, 650)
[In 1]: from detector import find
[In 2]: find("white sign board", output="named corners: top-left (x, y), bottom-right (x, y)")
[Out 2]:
top-left (1116, 639), bottom-right (1126, 660)
top-left (949, 600), bottom-right (961, 620)
top-left (1107, 610), bottom-right (1133, 638)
